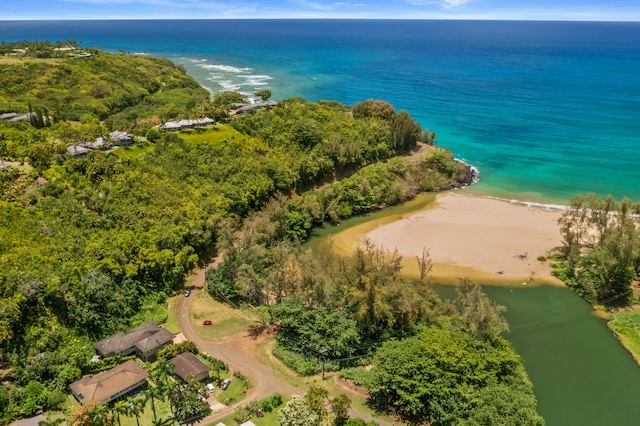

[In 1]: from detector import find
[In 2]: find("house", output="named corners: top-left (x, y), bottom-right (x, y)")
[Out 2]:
top-left (66, 131), bottom-right (133, 157)
top-left (66, 144), bottom-right (94, 157)
top-left (94, 321), bottom-right (174, 362)
top-left (69, 359), bottom-right (149, 405)
top-left (240, 421), bottom-right (257, 426)
top-left (160, 117), bottom-right (215, 131)
top-left (0, 112), bottom-right (36, 122)
top-left (109, 131), bottom-right (133, 146)
top-left (234, 101), bottom-right (277, 115)
top-left (0, 112), bottom-right (20, 120)
top-left (168, 352), bottom-right (210, 382)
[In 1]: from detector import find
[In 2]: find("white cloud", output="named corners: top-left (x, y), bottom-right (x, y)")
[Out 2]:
top-left (442, 0), bottom-right (469, 8)
top-left (290, 0), bottom-right (349, 11)
top-left (406, 0), bottom-right (469, 8)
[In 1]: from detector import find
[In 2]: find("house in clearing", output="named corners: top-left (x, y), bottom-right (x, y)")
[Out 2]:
top-left (233, 101), bottom-right (277, 115)
top-left (109, 130), bottom-right (134, 146)
top-left (0, 112), bottom-right (36, 122)
top-left (69, 359), bottom-right (149, 405)
top-left (160, 117), bottom-right (215, 131)
top-left (168, 352), bottom-right (210, 382)
top-left (94, 320), bottom-right (174, 362)
top-left (66, 131), bottom-right (134, 157)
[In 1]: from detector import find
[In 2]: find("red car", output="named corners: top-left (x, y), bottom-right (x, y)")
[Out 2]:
top-left (202, 319), bottom-right (212, 325)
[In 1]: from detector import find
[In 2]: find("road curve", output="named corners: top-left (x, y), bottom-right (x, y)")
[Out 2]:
top-left (176, 265), bottom-right (392, 426)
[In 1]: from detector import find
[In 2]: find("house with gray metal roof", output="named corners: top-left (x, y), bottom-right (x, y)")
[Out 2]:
top-left (168, 352), bottom-right (210, 382)
top-left (94, 321), bottom-right (174, 362)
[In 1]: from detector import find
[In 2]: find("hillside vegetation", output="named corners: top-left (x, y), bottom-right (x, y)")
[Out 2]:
top-left (0, 40), bottom-right (208, 122)
top-left (0, 41), bottom-right (538, 426)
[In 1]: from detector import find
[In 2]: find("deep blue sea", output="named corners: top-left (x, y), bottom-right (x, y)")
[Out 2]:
top-left (2, 20), bottom-right (640, 205)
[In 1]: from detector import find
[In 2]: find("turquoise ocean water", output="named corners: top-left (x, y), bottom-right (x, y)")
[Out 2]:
top-left (3, 20), bottom-right (640, 205)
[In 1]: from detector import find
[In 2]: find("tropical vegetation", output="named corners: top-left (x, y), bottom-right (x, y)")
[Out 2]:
top-left (555, 193), bottom-right (640, 362)
top-left (0, 40), bottom-right (538, 425)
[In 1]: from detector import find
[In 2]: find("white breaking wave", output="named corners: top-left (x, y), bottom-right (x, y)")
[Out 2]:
top-left (483, 195), bottom-right (570, 211)
top-left (199, 63), bottom-right (252, 73)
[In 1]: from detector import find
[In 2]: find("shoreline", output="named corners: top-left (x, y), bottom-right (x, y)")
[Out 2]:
top-left (364, 192), bottom-right (566, 284)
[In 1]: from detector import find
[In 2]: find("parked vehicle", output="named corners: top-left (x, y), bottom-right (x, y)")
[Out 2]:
top-left (206, 383), bottom-right (215, 393)
top-left (202, 319), bottom-right (212, 325)
top-left (221, 378), bottom-right (231, 390)
top-left (184, 290), bottom-right (190, 297)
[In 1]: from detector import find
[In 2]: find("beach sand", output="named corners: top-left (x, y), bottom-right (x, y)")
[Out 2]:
top-left (365, 193), bottom-right (565, 283)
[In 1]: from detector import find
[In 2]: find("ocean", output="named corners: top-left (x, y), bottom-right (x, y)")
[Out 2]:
top-left (2, 19), bottom-right (640, 205)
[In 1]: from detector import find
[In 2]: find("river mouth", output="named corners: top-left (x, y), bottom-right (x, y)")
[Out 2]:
top-left (305, 192), bottom-right (640, 425)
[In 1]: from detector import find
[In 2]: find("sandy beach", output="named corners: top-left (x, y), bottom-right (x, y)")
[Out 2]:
top-left (365, 193), bottom-right (565, 282)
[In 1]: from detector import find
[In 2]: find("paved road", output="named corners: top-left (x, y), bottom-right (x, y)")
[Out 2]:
top-left (176, 265), bottom-right (392, 425)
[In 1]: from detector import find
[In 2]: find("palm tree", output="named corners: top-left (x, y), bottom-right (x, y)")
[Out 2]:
top-left (151, 417), bottom-right (176, 426)
top-left (38, 417), bottom-right (65, 426)
top-left (143, 383), bottom-right (165, 425)
top-left (152, 362), bottom-right (175, 388)
top-left (89, 403), bottom-right (111, 426)
top-left (126, 397), bottom-right (144, 426)
top-left (110, 400), bottom-right (129, 426)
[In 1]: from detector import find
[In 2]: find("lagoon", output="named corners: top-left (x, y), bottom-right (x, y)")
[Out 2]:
top-left (306, 192), bottom-right (640, 425)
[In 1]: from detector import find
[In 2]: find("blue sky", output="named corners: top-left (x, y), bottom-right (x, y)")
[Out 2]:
top-left (1, 0), bottom-right (639, 21)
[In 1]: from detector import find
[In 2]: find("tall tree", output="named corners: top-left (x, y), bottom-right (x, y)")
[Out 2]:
top-left (389, 111), bottom-right (420, 153)
top-left (255, 89), bottom-right (272, 102)
top-left (454, 279), bottom-right (509, 340)
top-left (125, 397), bottom-right (144, 426)
top-left (110, 400), bottom-right (129, 426)
top-left (143, 384), bottom-right (164, 425)
top-left (416, 247), bottom-right (433, 283)
top-left (304, 386), bottom-right (329, 418)
top-left (330, 393), bottom-right (352, 426)
top-left (368, 326), bottom-right (543, 425)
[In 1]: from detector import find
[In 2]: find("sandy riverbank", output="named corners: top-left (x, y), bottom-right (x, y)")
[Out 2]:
top-left (365, 192), bottom-right (565, 283)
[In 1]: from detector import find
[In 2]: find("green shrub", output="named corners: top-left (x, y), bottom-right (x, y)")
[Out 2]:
top-left (233, 406), bottom-right (252, 424)
top-left (260, 393), bottom-right (283, 412)
top-left (272, 345), bottom-right (321, 376)
top-left (339, 368), bottom-right (373, 388)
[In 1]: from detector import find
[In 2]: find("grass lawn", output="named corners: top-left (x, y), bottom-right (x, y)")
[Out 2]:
top-left (212, 394), bottom-right (290, 426)
top-left (162, 294), bottom-right (181, 334)
top-left (189, 290), bottom-right (254, 340)
top-left (607, 309), bottom-right (640, 363)
top-left (113, 143), bottom-right (155, 159)
top-left (117, 396), bottom-right (173, 426)
top-left (179, 125), bottom-right (248, 148)
top-left (215, 375), bottom-right (249, 406)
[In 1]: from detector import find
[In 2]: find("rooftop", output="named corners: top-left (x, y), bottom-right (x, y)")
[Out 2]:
top-left (167, 352), bottom-right (210, 382)
top-left (94, 321), bottom-right (173, 357)
top-left (69, 359), bottom-right (149, 404)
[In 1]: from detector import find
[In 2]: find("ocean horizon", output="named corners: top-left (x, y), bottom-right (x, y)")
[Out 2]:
top-left (3, 19), bottom-right (640, 205)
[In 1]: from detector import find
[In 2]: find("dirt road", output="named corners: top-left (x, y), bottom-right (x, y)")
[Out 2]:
top-left (176, 265), bottom-right (392, 425)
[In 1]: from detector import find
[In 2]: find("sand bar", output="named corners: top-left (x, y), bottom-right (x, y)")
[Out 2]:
top-left (365, 193), bottom-right (565, 281)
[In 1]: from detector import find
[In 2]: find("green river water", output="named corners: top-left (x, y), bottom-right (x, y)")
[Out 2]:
top-left (306, 193), bottom-right (640, 426)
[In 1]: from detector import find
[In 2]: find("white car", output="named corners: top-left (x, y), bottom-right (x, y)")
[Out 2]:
top-left (221, 378), bottom-right (231, 390)
top-left (206, 383), bottom-right (215, 393)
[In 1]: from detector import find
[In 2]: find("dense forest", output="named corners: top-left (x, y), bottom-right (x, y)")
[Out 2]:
top-left (0, 41), bottom-right (540, 425)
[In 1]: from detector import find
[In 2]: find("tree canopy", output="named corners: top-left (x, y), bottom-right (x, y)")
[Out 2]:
top-left (556, 193), bottom-right (640, 304)
top-left (368, 326), bottom-right (544, 425)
